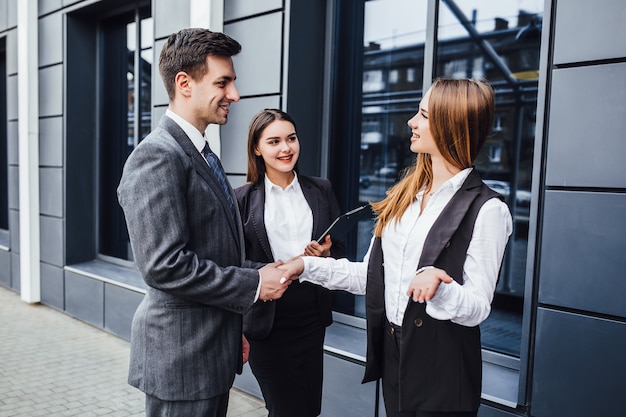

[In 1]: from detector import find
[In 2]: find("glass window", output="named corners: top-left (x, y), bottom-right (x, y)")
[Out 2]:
top-left (434, 0), bottom-right (542, 357)
top-left (358, 0), bottom-right (428, 228)
top-left (331, 0), bottom-right (428, 318)
top-left (98, 8), bottom-right (152, 260)
top-left (331, 0), bottom-right (543, 359)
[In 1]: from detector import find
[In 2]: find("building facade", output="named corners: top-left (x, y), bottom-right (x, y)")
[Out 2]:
top-left (1, 0), bottom-right (625, 416)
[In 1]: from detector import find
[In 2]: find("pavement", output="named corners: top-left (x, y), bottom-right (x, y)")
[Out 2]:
top-left (0, 286), bottom-right (268, 417)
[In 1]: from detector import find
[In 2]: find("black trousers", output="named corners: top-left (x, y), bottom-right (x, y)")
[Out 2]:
top-left (382, 321), bottom-right (478, 417)
top-left (145, 392), bottom-right (229, 417)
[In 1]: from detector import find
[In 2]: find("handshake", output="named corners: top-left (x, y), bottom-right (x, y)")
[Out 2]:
top-left (257, 235), bottom-right (332, 302)
top-left (258, 258), bottom-right (305, 302)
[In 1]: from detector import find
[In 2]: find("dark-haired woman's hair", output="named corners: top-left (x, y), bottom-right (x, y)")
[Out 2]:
top-left (246, 109), bottom-right (299, 184)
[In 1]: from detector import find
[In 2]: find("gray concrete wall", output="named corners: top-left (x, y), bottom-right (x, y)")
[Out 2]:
top-left (1, 0), bottom-right (18, 291)
top-left (529, 1), bottom-right (626, 416)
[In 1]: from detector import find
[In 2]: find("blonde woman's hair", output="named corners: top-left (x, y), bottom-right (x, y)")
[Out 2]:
top-left (371, 78), bottom-right (495, 237)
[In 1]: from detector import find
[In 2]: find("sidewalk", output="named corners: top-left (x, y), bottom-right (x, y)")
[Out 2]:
top-left (0, 287), bottom-right (267, 417)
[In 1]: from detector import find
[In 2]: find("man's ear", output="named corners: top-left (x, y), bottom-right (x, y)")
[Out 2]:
top-left (174, 71), bottom-right (192, 97)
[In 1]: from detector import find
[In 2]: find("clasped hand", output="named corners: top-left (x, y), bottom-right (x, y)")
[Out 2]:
top-left (406, 267), bottom-right (453, 303)
top-left (258, 237), bottom-right (331, 302)
top-left (258, 262), bottom-right (291, 302)
top-left (277, 236), bottom-right (330, 283)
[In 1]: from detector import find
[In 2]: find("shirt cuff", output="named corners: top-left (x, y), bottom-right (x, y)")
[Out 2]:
top-left (432, 276), bottom-right (458, 303)
top-left (253, 270), bottom-right (262, 302)
top-left (415, 265), bottom-right (435, 275)
top-left (301, 256), bottom-right (324, 285)
top-left (301, 256), bottom-right (313, 281)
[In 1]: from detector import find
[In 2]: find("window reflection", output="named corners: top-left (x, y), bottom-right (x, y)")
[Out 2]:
top-left (436, 0), bottom-right (542, 356)
top-left (359, 0), bottom-right (427, 208)
top-left (342, 0), bottom-right (543, 357)
top-left (99, 8), bottom-right (152, 261)
top-left (334, 0), bottom-right (429, 321)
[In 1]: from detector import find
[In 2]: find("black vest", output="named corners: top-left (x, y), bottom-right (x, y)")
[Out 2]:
top-left (363, 170), bottom-right (502, 413)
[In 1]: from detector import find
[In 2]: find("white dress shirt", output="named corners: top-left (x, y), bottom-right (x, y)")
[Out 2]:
top-left (301, 168), bottom-right (513, 327)
top-left (264, 173), bottom-right (314, 262)
top-left (165, 109), bottom-right (206, 152)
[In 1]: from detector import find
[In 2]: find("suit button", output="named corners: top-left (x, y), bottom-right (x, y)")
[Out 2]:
top-left (414, 318), bottom-right (423, 327)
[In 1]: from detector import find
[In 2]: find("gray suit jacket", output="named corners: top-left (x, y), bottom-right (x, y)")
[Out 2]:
top-left (117, 115), bottom-right (260, 401)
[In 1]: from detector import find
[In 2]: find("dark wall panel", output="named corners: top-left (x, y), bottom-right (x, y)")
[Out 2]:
top-left (104, 284), bottom-right (143, 341)
top-left (40, 262), bottom-right (64, 310)
top-left (532, 308), bottom-right (626, 417)
top-left (65, 271), bottom-right (103, 327)
top-left (478, 403), bottom-right (520, 417)
top-left (0, 249), bottom-right (10, 287)
top-left (553, 0), bottom-right (626, 64)
top-left (321, 355), bottom-right (380, 417)
top-left (286, 0), bottom-right (327, 176)
top-left (10, 251), bottom-right (19, 291)
top-left (546, 63), bottom-right (626, 188)
top-left (539, 190), bottom-right (626, 318)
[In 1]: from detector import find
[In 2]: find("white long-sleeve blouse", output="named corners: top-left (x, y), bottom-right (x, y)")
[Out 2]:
top-left (300, 168), bottom-right (513, 327)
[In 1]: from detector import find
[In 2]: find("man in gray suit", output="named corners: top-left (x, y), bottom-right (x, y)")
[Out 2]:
top-left (117, 28), bottom-right (290, 417)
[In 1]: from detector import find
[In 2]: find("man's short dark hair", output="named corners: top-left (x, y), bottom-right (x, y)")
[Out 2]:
top-left (159, 28), bottom-right (241, 100)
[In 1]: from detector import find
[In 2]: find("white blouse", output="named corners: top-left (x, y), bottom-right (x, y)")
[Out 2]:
top-left (300, 168), bottom-right (513, 327)
top-left (264, 173), bottom-right (314, 262)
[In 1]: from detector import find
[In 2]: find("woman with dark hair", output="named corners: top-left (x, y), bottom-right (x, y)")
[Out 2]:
top-left (280, 78), bottom-right (513, 417)
top-left (235, 109), bottom-right (345, 417)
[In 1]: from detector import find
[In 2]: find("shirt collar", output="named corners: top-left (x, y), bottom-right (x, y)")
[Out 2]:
top-left (448, 167), bottom-right (473, 191)
top-left (264, 172), bottom-right (300, 194)
top-left (418, 167), bottom-right (473, 197)
top-left (166, 109), bottom-right (206, 153)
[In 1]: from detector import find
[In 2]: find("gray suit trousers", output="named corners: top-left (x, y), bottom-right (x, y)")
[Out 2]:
top-left (145, 392), bottom-right (230, 417)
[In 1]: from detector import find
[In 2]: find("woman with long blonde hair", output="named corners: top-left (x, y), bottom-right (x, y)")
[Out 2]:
top-left (280, 78), bottom-right (513, 417)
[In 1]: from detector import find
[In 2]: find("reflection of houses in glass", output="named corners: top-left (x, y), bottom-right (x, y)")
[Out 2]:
top-left (126, 46), bottom-right (153, 148)
top-left (360, 10), bottom-right (540, 220)
top-left (361, 40), bottom-right (423, 183)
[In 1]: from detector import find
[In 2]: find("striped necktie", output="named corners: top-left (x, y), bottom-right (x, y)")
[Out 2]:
top-left (201, 142), bottom-right (236, 215)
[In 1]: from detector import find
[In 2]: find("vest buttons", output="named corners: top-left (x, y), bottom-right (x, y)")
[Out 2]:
top-left (445, 241), bottom-right (451, 248)
top-left (414, 318), bottom-right (423, 327)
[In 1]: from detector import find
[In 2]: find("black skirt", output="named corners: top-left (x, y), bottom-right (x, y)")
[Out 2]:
top-left (248, 280), bottom-right (326, 417)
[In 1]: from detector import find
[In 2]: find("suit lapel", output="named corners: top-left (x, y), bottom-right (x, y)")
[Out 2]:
top-left (159, 116), bottom-right (242, 251)
top-left (417, 169), bottom-right (484, 267)
top-left (299, 177), bottom-right (321, 240)
top-left (249, 185), bottom-right (274, 261)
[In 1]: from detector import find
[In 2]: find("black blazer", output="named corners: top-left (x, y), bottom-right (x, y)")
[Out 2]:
top-left (235, 175), bottom-right (346, 339)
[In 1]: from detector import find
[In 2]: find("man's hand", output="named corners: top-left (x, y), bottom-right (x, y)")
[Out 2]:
top-left (258, 263), bottom-right (291, 302)
top-left (406, 267), bottom-right (453, 303)
top-left (242, 335), bottom-right (250, 364)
